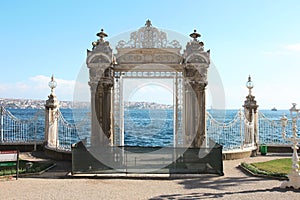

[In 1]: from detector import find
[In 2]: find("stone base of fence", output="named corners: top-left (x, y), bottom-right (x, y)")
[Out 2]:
top-left (0, 143), bottom-right (43, 152)
top-left (222, 147), bottom-right (257, 160)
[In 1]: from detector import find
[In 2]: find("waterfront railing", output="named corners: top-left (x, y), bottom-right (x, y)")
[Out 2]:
top-left (0, 106), bottom-right (44, 144)
top-left (206, 110), bottom-right (255, 151)
top-left (0, 106), bottom-right (297, 152)
top-left (56, 109), bottom-right (89, 151)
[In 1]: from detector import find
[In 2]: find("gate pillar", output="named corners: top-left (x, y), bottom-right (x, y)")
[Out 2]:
top-left (184, 30), bottom-right (210, 148)
top-left (243, 75), bottom-right (259, 152)
top-left (86, 29), bottom-right (114, 147)
top-left (45, 75), bottom-right (59, 148)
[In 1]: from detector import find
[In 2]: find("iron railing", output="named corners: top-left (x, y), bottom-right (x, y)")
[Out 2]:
top-left (0, 106), bottom-right (44, 144)
top-left (206, 110), bottom-right (255, 151)
top-left (0, 106), bottom-right (296, 152)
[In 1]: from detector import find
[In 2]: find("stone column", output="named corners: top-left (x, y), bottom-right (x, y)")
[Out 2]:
top-left (102, 78), bottom-right (114, 145)
top-left (192, 82), bottom-right (207, 148)
top-left (184, 82), bottom-right (196, 146)
top-left (184, 30), bottom-right (210, 148)
top-left (89, 81), bottom-right (102, 147)
top-left (243, 76), bottom-right (259, 154)
top-left (90, 76), bottom-right (114, 147)
top-left (45, 76), bottom-right (59, 149)
top-left (86, 28), bottom-right (114, 148)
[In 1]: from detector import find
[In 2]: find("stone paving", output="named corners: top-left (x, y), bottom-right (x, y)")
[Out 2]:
top-left (0, 152), bottom-right (300, 199)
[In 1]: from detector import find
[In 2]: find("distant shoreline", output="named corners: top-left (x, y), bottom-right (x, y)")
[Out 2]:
top-left (0, 98), bottom-right (172, 110)
top-left (0, 98), bottom-right (285, 110)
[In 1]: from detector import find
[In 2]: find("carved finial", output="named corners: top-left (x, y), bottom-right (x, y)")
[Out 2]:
top-left (189, 29), bottom-right (201, 40)
top-left (199, 41), bottom-right (204, 47)
top-left (48, 74), bottom-right (57, 94)
top-left (248, 75), bottom-right (252, 83)
top-left (96, 29), bottom-right (108, 41)
top-left (246, 75), bottom-right (253, 95)
top-left (145, 19), bottom-right (152, 27)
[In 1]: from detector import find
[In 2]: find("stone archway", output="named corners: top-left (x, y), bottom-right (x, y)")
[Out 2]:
top-left (86, 20), bottom-right (210, 148)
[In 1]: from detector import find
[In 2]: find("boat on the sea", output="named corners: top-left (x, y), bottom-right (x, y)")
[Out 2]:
top-left (271, 107), bottom-right (277, 111)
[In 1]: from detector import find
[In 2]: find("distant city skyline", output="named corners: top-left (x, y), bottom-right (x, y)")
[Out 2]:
top-left (0, 97), bottom-right (173, 110)
top-left (1, 1), bottom-right (300, 109)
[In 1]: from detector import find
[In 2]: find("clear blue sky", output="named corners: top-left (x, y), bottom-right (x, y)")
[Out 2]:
top-left (1, 0), bottom-right (300, 109)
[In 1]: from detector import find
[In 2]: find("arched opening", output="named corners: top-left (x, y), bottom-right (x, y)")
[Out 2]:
top-left (123, 79), bottom-right (174, 147)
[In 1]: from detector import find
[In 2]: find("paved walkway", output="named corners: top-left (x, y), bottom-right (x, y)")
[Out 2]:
top-left (0, 152), bottom-right (299, 199)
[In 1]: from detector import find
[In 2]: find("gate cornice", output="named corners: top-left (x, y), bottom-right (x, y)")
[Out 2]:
top-left (116, 48), bottom-right (183, 66)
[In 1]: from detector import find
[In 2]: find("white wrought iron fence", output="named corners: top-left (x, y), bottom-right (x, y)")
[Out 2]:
top-left (258, 111), bottom-right (293, 145)
top-left (0, 106), bottom-right (44, 144)
top-left (206, 110), bottom-right (255, 151)
top-left (56, 109), bottom-right (90, 151)
top-left (1, 105), bottom-right (296, 152)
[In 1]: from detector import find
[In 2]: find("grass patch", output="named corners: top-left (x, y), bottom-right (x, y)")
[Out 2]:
top-left (0, 160), bottom-right (54, 176)
top-left (252, 158), bottom-right (294, 175)
top-left (241, 158), bottom-right (300, 179)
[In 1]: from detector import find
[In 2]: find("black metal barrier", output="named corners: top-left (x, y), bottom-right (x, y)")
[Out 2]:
top-left (71, 141), bottom-right (224, 176)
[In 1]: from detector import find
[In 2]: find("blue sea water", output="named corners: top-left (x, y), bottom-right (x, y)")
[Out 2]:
top-left (5, 108), bottom-right (289, 147)
top-left (124, 109), bottom-right (174, 147)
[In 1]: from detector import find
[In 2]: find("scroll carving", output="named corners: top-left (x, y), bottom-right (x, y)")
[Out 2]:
top-left (116, 20), bottom-right (181, 49)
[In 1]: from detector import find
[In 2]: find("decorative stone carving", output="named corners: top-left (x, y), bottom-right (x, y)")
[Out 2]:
top-left (89, 29), bottom-right (113, 56)
top-left (101, 77), bottom-right (114, 90)
top-left (117, 52), bottom-right (181, 64)
top-left (88, 81), bottom-right (98, 94)
top-left (87, 29), bottom-right (113, 67)
top-left (243, 76), bottom-right (259, 116)
top-left (243, 94), bottom-right (258, 113)
top-left (184, 65), bottom-right (208, 86)
top-left (116, 20), bottom-right (181, 49)
top-left (184, 30), bottom-right (210, 64)
top-left (184, 29), bottom-right (210, 97)
top-left (45, 94), bottom-right (58, 109)
top-left (88, 67), bottom-right (102, 83)
top-left (45, 75), bottom-right (59, 110)
top-left (90, 55), bottom-right (111, 63)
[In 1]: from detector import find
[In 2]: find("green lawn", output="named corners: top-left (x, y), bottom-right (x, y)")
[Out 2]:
top-left (241, 158), bottom-right (300, 178)
top-left (0, 160), bottom-right (54, 176)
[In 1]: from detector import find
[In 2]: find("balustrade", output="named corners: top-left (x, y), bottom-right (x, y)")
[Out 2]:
top-left (0, 105), bottom-right (296, 152)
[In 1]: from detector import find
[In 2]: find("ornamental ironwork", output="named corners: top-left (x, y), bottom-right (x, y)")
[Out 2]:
top-left (116, 20), bottom-right (181, 49)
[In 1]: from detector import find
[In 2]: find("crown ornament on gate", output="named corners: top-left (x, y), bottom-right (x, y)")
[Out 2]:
top-left (92, 29), bottom-right (109, 49)
top-left (96, 29), bottom-right (108, 41)
top-left (145, 19), bottom-right (152, 27)
top-left (189, 29), bottom-right (201, 40)
top-left (116, 20), bottom-right (181, 49)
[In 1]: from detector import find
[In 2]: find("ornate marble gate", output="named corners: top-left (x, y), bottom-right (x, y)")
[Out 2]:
top-left (86, 20), bottom-right (210, 148)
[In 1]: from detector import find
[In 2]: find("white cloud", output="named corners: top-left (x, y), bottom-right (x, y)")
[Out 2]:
top-left (123, 78), bottom-right (173, 105)
top-left (260, 51), bottom-right (289, 56)
top-left (260, 43), bottom-right (300, 56)
top-left (284, 43), bottom-right (300, 51)
top-left (0, 75), bottom-right (76, 101)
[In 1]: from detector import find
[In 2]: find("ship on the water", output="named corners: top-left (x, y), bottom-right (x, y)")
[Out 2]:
top-left (271, 107), bottom-right (277, 111)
